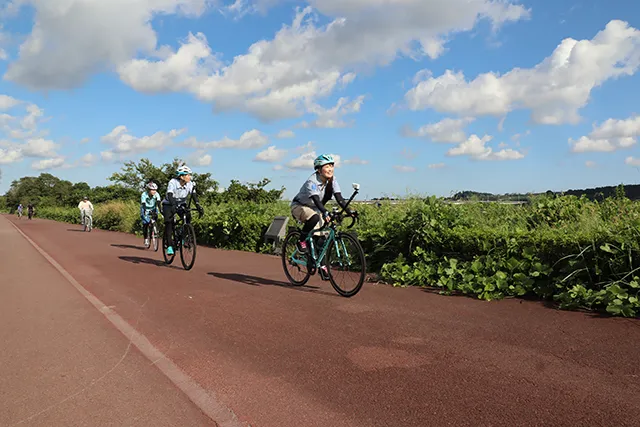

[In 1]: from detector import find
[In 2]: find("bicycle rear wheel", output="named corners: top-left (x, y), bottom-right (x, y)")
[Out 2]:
top-left (152, 224), bottom-right (159, 251)
top-left (327, 232), bottom-right (366, 297)
top-left (179, 223), bottom-right (197, 270)
top-left (281, 230), bottom-right (311, 286)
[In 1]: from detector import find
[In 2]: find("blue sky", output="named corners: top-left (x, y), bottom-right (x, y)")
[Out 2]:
top-left (0, 0), bottom-right (639, 199)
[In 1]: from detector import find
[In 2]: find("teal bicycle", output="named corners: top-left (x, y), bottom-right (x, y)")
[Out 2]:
top-left (281, 183), bottom-right (366, 297)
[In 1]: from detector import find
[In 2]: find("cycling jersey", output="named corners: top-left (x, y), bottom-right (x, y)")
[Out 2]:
top-left (162, 178), bottom-right (195, 206)
top-left (141, 191), bottom-right (161, 211)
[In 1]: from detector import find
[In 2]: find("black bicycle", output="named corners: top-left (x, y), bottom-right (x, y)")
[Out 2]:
top-left (281, 183), bottom-right (367, 297)
top-left (162, 198), bottom-right (202, 270)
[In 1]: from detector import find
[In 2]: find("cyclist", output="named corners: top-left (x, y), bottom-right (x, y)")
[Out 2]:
top-left (290, 154), bottom-right (356, 262)
top-left (140, 181), bottom-right (161, 248)
top-left (17, 203), bottom-right (23, 218)
top-left (78, 196), bottom-right (94, 228)
top-left (27, 203), bottom-right (34, 219)
top-left (162, 165), bottom-right (204, 256)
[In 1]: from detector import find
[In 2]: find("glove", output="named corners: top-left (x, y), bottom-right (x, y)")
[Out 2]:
top-left (196, 203), bottom-right (204, 217)
top-left (176, 203), bottom-right (187, 215)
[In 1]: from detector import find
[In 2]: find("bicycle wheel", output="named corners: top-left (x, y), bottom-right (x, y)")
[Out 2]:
top-left (87, 216), bottom-right (92, 232)
top-left (327, 232), bottom-right (366, 297)
top-left (162, 231), bottom-right (175, 265)
top-left (152, 224), bottom-right (159, 252)
top-left (179, 223), bottom-right (197, 270)
top-left (281, 230), bottom-right (311, 286)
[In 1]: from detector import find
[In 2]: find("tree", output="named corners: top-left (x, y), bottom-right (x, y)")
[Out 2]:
top-left (219, 178), bottom-right (285, 204)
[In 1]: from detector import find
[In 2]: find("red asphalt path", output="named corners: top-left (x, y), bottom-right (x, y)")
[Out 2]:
top-left (3, 214), bottom-right (640, 426)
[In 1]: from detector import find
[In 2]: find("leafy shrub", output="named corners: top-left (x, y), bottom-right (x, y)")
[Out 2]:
top-left (27, 195), bottom-right (640, 317)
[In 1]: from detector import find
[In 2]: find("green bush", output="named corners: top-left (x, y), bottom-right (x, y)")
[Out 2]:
top-left (28, 195), bottom-right (640, 317)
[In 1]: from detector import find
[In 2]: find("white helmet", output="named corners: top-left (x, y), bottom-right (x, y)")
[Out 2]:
top-left (147, 182), bottom-right (158, 190)
top-left (176, 165), bottom-right (192, 176)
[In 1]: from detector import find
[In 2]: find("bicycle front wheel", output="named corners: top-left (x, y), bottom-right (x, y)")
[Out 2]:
top-left (179, 223), bottom-right (197, 270)
top-left (162, 231), bottom-right (175, 265)
top-left (327, 232), bottom-right (366, 297)
top-left (281, 230), bottom-right (311, 286)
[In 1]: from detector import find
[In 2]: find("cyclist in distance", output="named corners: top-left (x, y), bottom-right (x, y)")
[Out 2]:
top-left (27, 202), bottom-right (34, 219)
top-left (290, 154), bottom-right (357, 257)
top-left (78, 196), bottom-right (94, 226)
top-left (140, 181), bottom-right (161, 248)
top-left (161, 165), bottom-right (204, 256)
top-left (17, 203), bottom-right (23, 218)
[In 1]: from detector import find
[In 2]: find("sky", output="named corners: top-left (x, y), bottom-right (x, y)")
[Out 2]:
top-left (0, 0), bottom-right (639, 200)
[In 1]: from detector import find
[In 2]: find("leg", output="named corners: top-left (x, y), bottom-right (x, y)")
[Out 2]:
top-left (162, 204), bottom-right (175, 248)
top-left (291, 205), bottom-right (322, 253)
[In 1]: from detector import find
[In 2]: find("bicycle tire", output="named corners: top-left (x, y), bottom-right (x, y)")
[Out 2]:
top-left (162, 231), bottom-right (175, 264)
top-left (281, 230), bottom-right (311, 286)
top-left (179, 223), bottom-right (197, 270)
top-left (152, 224), bottom-right (159, 252)
top-left (327, 232), bottom-right (366, 297)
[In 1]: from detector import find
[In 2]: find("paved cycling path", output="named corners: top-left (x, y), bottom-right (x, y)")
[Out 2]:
top-left (0, 215), bottom-right (215, 426)
top-left (4, 214), bottom-right (640, 426)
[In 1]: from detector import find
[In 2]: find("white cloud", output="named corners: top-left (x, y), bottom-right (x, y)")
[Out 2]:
top-left (400, 148), bottom-right (418, 160)
top-left (428, 163), bottom-right (445, 169)
top-left (585, 160), bottom-right (596, 168)
top-left (276, 129), bottom-right (295, 138)
top-left (394, 165), bottom-right (416, 172)
top-left (254, 145), bottom-right (287, 163)
top-left (286, 150), bottom-right (341, 169)
top-left (402, 117), bottom-right (474, 143)
top-left (80, 137), bottom-right (91, 144)
top-left (101, 151), bottom-right (116, 162)
top-left (184, 129), bottom-right (269, 149)
top-left (0, 147), bottom-right (22, 164)
top-left (0, 94), bottom-right (20, 110)
top-left (406, 20), bottom-right (640, 125)
top-left (569, 115), bottom-right (640, 152)
top-left (625, 156), bottom-right (640, 166)
top-left (3, 0), bottom-right (214, 90)
top-left (343, 156), bottom-right (368, 165)
top-left (21, 138), bottom-right (58, 157)
top-left (188, 150), bottom-right (212, 166)
top-left (511, 130), bottom-right (531, 142)
top-left (295, 141), bottom-right (315, 153)
top-left (32, 157), bottom-right (65, 170)
top-left (101, 125), bottom-right (185, 159)
top-left (298, 95), bottom-right (365, 128)
top-left (273, 164), bottom-right (284, 171)
top-left (81, 153), bottom-right (97, 166)
top-left (447, 134), bottom-right (525, 161)
top-left (113, 1), bottom-right (528, 120)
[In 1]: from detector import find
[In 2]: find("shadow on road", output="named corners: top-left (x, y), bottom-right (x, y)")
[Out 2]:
top-left (111, 243), bottom-right (147, 251)
top-left (118, 255), bottom-right (181, 270)
top-left (66, 228), bottom-right (85, 233)
top-left (207, 272), bottom-right (339, 297)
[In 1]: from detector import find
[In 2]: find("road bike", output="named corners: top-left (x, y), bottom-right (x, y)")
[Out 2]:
top-left (162, 197), bottom-right (202, 270)
top-left (27, 208), bottom-right (34, 220)
top-left (81, 208), bottom-right (93, 232)
top-left (281, 183), bottom-right (367, 298)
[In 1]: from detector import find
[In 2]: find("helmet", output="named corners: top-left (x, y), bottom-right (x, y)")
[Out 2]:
top-left (147, 182), bottom-right (158, 190)
top-left (176, 165), bottom-right (192, 176)
top-left (83, 196), bottom-right (88, 200)
top-left (314, 154), bottom-right (334, 170)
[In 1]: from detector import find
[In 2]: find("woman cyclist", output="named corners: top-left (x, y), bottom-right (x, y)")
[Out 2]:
top-left (140, 181), bottom-right (161, 248)
top-left (290, 154), bottom-right (357, 260)
top-left (162, 165), bottom-right (204, 256)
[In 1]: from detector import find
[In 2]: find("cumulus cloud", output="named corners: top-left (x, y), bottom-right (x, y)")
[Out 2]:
top-left (402, 117), bottom-right (474, 143)
top-left (406, 20), bottom-right (640, 125)
top-left (298, 95), bottom-right (365, 128)
top-left (254, 145), bottom-right (288, 162)
top-left (446, 134), bottom-right (525, 161)
top-left (32, 157), bottom-right (65, 170)
top-left (3, 0), bottom-right (214, 90)
top-left (625, 156), bottom-right (640, 166)
top-left (184, 129), bottom-right (269, 149)
top-left (100, 125), bottom-right (185, 159)
top-left (569, 115), bottom-right (640, 152)
top-left (0, 94), bottom-right (20, 110)
top-left (81, 153), bottom-right (97, 166)
top-left (0, 147), bottom-right (22, 164)
top-left (276, 129), bottom-right (295, 138)
top-left (65, 0), bottom-right (527, 121)
top-left (188, 150), bottom-right (212, 166)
